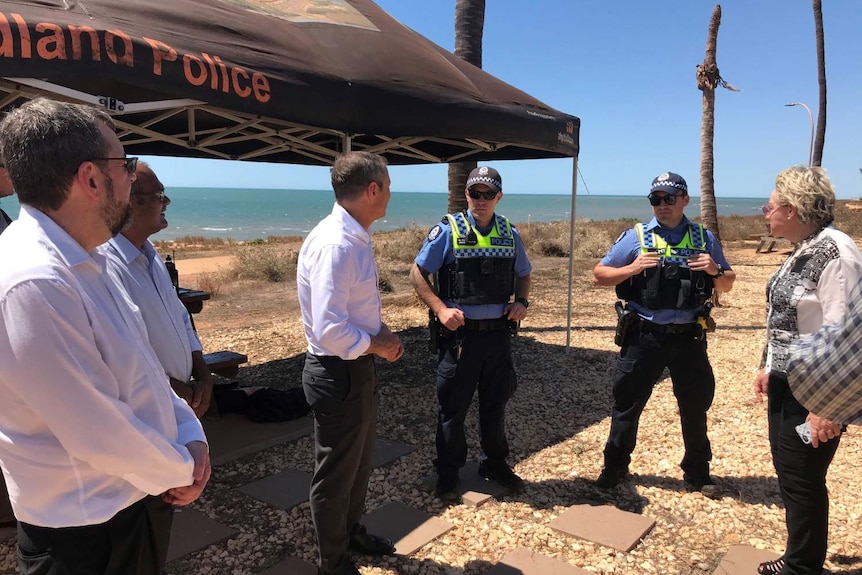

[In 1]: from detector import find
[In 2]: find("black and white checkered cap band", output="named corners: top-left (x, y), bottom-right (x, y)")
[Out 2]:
top-left (651, 180), bottom-right (687, 192)
top-left (467, 176), bottom-right (502, 190)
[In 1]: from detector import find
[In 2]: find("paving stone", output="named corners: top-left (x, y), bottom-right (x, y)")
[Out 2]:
top-left (202, 413), bottom-right (312, 466)
top-left (484, 546), bottom-right (592, 575)
top-left (548, 504), bottom-right (655, 552)
top-left (166, 508), bottom-right (236, 562)
top-left (711, 545), bottom-right (828, 575)
top-left (259, 556), bottom-right (317, 575)
top-left (372, 437), bottom-right (415, 468)
top-left (359, 501), bottom-right (455, 556)
top-left (421, 461), bottom-right (511, 507)
top-left (238, 468), bottom-right (312, 510)
top-left (713, 545), bottom-right (781, 575)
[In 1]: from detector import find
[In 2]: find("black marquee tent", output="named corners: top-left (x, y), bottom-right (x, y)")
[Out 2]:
top-left (0, 0), bottom-right (578, 165)
top-left (0, 0), bottom-right (582, 343)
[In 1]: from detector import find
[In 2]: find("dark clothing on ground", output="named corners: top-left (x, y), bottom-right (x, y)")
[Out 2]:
top-left (768, 373), bottom-right (840, 575)
top-left (212, 385), bottom-right (310, 423)
top-left (435, 327), bottom-right (516, 483)
top-left (17, 496), bottom-right (172, 575)
top-left (603, 321), bottom-right (715, 479)
top-left (302, 353), bottom-right (377, 573)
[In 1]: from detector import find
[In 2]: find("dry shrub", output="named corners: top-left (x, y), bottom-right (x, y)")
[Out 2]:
top-left (519, 220), bottom-right (618, 259)
top-left (230, 245), bottom-right (298, 283)
top-left (373, 226), bottom-right (427, 265)
top-left (194, 270), bottom-right (228, 298)
top-left (264, 235), bottom-right (304, 245)
top-left (833, 200), bottom-right (862, 238)
top-left (154, 236), bottom-right (232, 250)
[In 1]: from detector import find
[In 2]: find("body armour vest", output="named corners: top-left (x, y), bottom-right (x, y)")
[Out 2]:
top-left (615, 222), bottom-right (714, 309)
top-left (436, 212), bottom-right (516, 305)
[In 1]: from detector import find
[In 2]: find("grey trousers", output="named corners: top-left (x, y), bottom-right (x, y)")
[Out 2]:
top-left (302, 353), bottom-right (378, 572)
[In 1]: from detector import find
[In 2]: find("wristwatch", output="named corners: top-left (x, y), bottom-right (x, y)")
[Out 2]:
top-left (708, 264), bottom-right (725, 278)
top-left (515, 297), bottom-right (529, 309)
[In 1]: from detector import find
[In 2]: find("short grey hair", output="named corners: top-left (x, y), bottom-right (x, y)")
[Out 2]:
top-left (0, 98), bottom-right (114, 211)
top-left (774, 165), bottom-right (835, 226)
top-left (330, 152), bottom-right (388, 202)
top-left (130, 160), bottom-right (153, 205)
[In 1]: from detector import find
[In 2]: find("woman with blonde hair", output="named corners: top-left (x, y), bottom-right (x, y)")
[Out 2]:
top-left (753, 165), bottom-right (862, 574)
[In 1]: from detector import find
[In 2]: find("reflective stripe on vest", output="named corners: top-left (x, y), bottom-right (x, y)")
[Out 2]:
top-left (446, 212), bottom-right (515, 257)
top-left (635, 222), bottom-right (707, 264)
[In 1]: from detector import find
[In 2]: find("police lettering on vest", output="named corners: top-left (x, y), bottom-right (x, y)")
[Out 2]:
top-left (615, 223), bottom-right (714, 309)
top-left (437, 212), bottom-right (516, 305)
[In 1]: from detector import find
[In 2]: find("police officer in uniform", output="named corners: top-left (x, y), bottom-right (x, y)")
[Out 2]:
top-left (410, 166), bottom-right (531, 502)
top-left (593, 172), bottom-right (735, 495)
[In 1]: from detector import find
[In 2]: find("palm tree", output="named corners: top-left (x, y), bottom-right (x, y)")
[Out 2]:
top-left (812, 0), bottom-right (826, 166)
top-left (447, 0), bottom-right (485, 214)
top-left (696, 4), bottom-right (738, 243)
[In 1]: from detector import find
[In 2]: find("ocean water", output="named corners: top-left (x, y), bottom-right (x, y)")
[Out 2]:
top-left (0, 188), bottom-right (767, 241)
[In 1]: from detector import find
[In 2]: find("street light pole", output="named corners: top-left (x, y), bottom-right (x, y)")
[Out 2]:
top-left (785, 102), bottom-right (814, 167)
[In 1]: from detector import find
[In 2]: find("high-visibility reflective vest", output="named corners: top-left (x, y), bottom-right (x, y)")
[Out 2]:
top-left (437, 212), bottom-right (516, 305)
top-left (615, 223), bottom-right (714, 309)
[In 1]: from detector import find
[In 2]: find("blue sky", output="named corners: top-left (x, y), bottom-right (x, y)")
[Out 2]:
top-left (143, 0), bottom-right (862, 199)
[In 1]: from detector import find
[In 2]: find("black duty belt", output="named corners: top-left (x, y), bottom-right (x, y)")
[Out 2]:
top-left (639, 320), bottom-right (700, 335)
top-left (463, 317), bottom-right (510, 331)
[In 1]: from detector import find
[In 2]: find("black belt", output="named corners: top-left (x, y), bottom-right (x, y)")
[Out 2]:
top-left (463, 317), bottom-right (510, 331)
top-left (639, 319), bottom-right (700, 335)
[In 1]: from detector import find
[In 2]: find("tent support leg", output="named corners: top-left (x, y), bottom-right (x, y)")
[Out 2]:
top-left (565, 155), bottom-right (579, 352)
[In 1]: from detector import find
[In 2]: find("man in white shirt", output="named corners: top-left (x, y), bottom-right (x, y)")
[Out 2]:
top-left (0, 98), bottom-right (210, 575)
top-left (297, 151), bottom-right (403, 575)
top-left (102, 161), bottom-right (214, 417)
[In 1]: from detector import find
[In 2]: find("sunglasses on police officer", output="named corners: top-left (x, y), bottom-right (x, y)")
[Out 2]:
top-left (648, 192), bottom-right (679, 206)
top-left (468, 189), bottom-right (499, 201)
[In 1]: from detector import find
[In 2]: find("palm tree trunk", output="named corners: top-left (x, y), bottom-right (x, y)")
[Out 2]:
top-left (447, 0), bottom-right (485, 214)
top-left (812, 0), bottom-right (827, 166)
top-left (697, 5), bottom-right (722, 243)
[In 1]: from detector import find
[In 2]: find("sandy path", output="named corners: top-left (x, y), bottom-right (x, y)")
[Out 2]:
top-left (173, 255), bottom-right (235, 276)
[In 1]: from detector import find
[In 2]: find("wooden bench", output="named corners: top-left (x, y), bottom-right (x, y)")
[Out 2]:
top-left (748, 233), bottom-right (786, 254)
top-left (204, 350), bottom-right (248, 379)
top-left (756, 235), bottom-right (778, 253)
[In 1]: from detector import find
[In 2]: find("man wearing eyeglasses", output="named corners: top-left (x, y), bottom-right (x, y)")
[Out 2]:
top-left (592, 171), bottom-right (735, 496)
top-left (101, 161), bottom-right (214, 418)
top-left (410, 166), bottom-right (531, 502)
top-left (0, 98), bottom-right (208, 575)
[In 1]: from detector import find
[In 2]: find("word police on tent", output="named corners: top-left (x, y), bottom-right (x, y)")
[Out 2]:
top-left (0, 12), bottom-right (271, 104)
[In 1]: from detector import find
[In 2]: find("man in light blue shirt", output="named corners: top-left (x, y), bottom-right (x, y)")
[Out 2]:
top-left (102, 162), bottom-right (213, 417)
top-left (411, 166), bottom-right (531, 502)
top-left (592, 171), bottom-right (735, 495)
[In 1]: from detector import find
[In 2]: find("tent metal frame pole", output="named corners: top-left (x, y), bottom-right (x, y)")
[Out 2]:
top-left (565, 154), bottom-right (579, 351)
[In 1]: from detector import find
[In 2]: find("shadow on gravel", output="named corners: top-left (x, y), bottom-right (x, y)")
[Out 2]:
top-left (233, 325), bottom-right (620, 471)
top-left (505, 477), bottom-right (650, 515)
top-left (827, 553), bottom-right (862, 575)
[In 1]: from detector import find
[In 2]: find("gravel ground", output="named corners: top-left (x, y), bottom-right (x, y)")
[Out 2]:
top-left (2, 244), bottom-right (861, 575)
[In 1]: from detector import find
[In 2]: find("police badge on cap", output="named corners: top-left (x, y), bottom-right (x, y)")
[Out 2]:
top-left (466, 166), bottom-right (502, 193)
top-left (650, 172), bottom-right (688, 195)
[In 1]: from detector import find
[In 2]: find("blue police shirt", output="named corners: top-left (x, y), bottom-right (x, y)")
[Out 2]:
top-left (601, 216), bottom-right (732, 324)
top-left (415, 210), bottom-right (532, 320)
